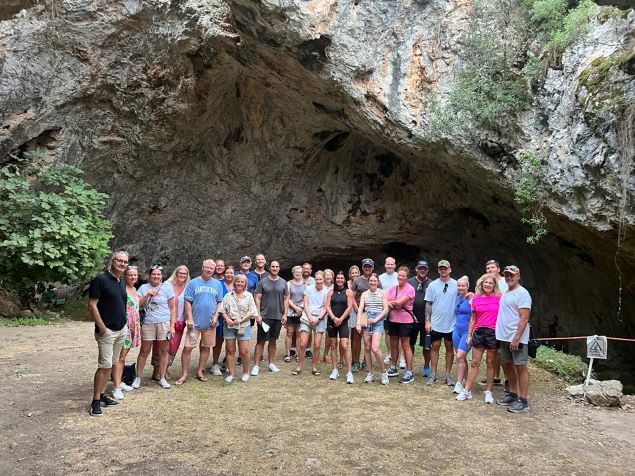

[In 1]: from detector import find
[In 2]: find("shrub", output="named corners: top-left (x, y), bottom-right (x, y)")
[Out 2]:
top-left (0, 151), bottom-right (113, 301)
top-left (514, 151), bottom-right (548, 243)
top-left (533, 345), bottom-right (590, 383)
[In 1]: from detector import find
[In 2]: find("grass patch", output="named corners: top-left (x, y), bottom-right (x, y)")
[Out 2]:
top-left (0, 314), bottom-right (68, 326)
top-left (533, 345), bottom-right (589, 384)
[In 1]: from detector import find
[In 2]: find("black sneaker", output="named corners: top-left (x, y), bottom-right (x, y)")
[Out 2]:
top-left (496, 393), bottom-right (518, 406)
top-left (89, 400), bottom-right (102, 416)
top-left (508, 399), bottom-right (529, 413)
top-left (100, 394), bottom-right (119, 407)
top-left (493, 378), bottom-right (502, 386)
top-left (503, 379), bottom-right (510, 393)
top-left (387, 367), bottom-right (400, 378)
top-left (305, 349), bottom-right (313, 358)
top-left (399, 372), bottom-right (414, 384)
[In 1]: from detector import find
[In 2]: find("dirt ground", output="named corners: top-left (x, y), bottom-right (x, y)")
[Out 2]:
top-left (0, 321), bottom-right (633, 475)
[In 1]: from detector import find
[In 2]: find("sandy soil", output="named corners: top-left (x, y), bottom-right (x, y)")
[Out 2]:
top-left (0, 321), bottom-right (633, 475)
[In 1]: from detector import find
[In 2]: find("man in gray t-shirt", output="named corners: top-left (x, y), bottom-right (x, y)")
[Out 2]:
top-left (424, 259), bottom-right (457, 386)
top-left (252, 260), bottom-right (288, 376)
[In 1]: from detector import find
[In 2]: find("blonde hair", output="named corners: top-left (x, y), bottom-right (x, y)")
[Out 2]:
top-left (348, 265), bottom-right (360, 279)
top-left (323, 269), bottom-right (334, 281)
top-left (457, 275), bottom-right (470, 287)
top-left (234, 274), bottom-right (248, 286)
top-left (475, 273), bottom-right (501, 295)
top-left (292, 265), bottom-right (302, 274)
top-left (167, 265), bottom-right (191, 285)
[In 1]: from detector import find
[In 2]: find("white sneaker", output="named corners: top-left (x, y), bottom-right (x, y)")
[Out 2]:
top-left (456, 389), bottom-right (472, 401)
top-left (159, 378), bottom-right (171, 389)
top-left (346, 372), bottom-right (354, 384)
top-left (112, 388), bottom-right (124, 400)
top-left (453, 382), bottom-right (464, 394)
top-left (398, 357), bottom-right (406, 369)
top-left (484, 390), bottom-right (494, 404)
top-left (329, 369), bottom-right (339, 380)
top-left (225, 375), bottom-right (234, 383)
top-left (120, 382), bottom-right (134, 392)
top-left (381, 372), bottom-right (389, 385)
top-left (241, 373), bottom-right (250, 382)
top-left (131, 377), bottom-right (141, 389)
top-left (250, 365), bottom-right (260, 376)
top-left (383, 355), bottom-right (391, 364)
top-left (268, 363), bottom-right (280, 373)
top-left (364, 372), bottom-right (373, 383)
top-left (211, 364), bottom-right (222, 376)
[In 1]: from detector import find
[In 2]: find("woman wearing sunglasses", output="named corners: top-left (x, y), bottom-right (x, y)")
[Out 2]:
top-left (132, 264), bottom-right (176, 389)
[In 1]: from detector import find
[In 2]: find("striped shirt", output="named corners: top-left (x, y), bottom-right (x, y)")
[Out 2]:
top-left (363, 289), bottom-right (384, 314)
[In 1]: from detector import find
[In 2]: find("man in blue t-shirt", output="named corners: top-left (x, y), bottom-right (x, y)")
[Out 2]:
top-left (424, 259), bottom-right (458, 386)
top-left (175, 259), bottom-right (223, 384)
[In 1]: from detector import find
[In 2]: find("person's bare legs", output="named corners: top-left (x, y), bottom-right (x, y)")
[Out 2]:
top-left (485, 349), bottom-right (497, 392)
top-left (112, 347), bottom-right (130, 389)
top-left (329, 337), bottom-right (338, 370)
top-left (464, 347), bottom-right (484, 392)
top-left (389, 337), bottom-right (399, 368)
top-left (340, 338), bottom-right (351, 374)
top-left (253, 341), bottom-right (265, 368)
top-left (362, 331), bottom-right (373, 374)
top-left (443, 339), bottom-right (454, 376)
top-left (430, 340), bottom-right (441, 377)
top-left (371, 332), bottom-right (386, 373)
top-left (93, 367), bottom-right (111, 400)
top-left (400, 336), bottom-right (413, 372)
top-left (267, 339), bottom-right (277, 366)
top-left (212, 336), bottom-right (224, 367)
top-left (351, 329), bottom-right (362, 366)
top-left (197, 345), bottom-right (211, 378)
top-left (225, 339), bottom-right (237, 377)
top-left (285, 326), bottom-right (294, 358)
top-left (135, 340), bottom-right (153, 379)
top-left (456, 349), bottom-right (468, 385)
top-left (312, 333), bottom-right (323, 371)
top-left (294, 331), bottom-right (309, 373)
top-left (503, 361), bottom-right (517, 394)
top-left (516, 364), bottom-right (530, 399)
top-left (238, 340), bottom-right (250, 376)
top-left (158, 340), bottom-right (169, 380)
top-left (176, 346), bottom-right (194, 384)
top-left (423, 348), bottom-right (431, 369)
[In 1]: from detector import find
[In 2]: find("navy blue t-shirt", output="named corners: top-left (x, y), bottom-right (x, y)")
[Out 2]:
top-left (88, 272), bottom-right (127, 332)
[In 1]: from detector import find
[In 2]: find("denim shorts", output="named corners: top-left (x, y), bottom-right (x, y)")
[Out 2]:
top-left (365, 312), bottom-right (384, 334)
top-left (223, 323), bottom-right (251, 341)
top-left (299, 315), bottom-right (327, 333)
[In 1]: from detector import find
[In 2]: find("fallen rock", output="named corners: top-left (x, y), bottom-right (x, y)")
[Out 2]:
top-left (0, 289), bottom-right (21, 317)
top-left (566, 384), bottom-right (586, 398)
top-left (584, 379), bottom-right (623, 407)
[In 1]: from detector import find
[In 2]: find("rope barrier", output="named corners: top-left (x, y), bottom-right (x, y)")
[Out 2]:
top-left (534, 336), bottom-right (635, 342)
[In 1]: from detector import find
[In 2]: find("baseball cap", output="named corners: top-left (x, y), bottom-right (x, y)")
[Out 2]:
top-left (437, 259), bottom-right (451, 268)
top-left (361, 258), bottom-right (374, 267)
top-left (240, 256), bottom-right (251, 263)
top-left (503, 265), bottom-right (520, 275)
top-left (416, 260), bottom-right (429, 269)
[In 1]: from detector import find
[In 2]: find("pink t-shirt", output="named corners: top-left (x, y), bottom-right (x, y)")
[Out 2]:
top-left (388, 283), bottom-right (415, 324)
top-left (471, 294), bottom-right (502, 330)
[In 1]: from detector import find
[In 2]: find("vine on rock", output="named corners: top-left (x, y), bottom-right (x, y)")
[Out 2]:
top-left (514, 151), bottom-right (547, 244)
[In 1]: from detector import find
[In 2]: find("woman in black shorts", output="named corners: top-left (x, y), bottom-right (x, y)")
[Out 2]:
top-left (325, 271), bottom-right (354, 384)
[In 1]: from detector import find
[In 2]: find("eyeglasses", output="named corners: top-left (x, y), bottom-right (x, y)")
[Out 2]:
top-left (150, 264), bottom-right (163, 270)
top-left (114, 258), bottom-right (128, 264)
top-left (443, 283), bottom-right (448, 293)
top-left (126, 265), bottom-right (137, 270)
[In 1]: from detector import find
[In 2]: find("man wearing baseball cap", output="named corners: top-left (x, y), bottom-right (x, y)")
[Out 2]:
top-left (237, 256), bottom-right (259, 295)
top-left (495, 265), bottom-right (532, 413)
top-left (408, 260), bottom-right (432, 377)
top-left (424, 259), bottom-right (458, 386)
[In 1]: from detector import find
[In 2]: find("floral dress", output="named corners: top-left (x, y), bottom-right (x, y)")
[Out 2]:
top-left (124, 289), bottom-right (141, 349)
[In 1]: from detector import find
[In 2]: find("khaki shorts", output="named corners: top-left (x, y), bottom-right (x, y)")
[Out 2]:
top-left (95, 326), bottom-right (127, 369)
top-left (141, 321), bottom-right (170, 341)
top-left (185, 328), bottom-right (216, 348)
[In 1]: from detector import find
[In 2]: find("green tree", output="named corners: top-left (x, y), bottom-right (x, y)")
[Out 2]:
top-left (0, 151), bottom-right (113, 301)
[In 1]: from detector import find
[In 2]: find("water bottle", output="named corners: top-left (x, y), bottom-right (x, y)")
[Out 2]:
top-left (189, 328), bottom-right (196, 342)
top-left (424, 332), bottom-right (432, 350)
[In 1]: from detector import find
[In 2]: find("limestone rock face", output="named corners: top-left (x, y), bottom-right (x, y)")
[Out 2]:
top-left (0, 2), bottom-right (633, 376)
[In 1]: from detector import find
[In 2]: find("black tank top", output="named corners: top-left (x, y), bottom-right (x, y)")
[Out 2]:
top-left (330, 287), bottom-right (348, 318)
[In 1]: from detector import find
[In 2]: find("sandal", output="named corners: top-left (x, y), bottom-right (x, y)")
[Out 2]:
top-left (295, 355), bottom-right (299, 362)
top-left (284, 355), bottom-right (292, 362)
top-left (196, 374), bottom-right (208, 382)
top-left (175, 377), bottom-right (187, 385)
top-left (312, 369), bottom-right (321, 376)
top-left (291, 369), bottom-right (302, 376)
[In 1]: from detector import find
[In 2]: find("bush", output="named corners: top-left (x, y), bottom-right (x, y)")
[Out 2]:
top-left (533, 345), bottom-right (590, 383)
top-left (0, 151), bottom-right (113, 301)
top-left (514, 151), bottom-right (548, 243)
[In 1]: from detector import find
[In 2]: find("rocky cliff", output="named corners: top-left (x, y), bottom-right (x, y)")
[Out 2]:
top-left (0, 1), bottom-right (633, 377)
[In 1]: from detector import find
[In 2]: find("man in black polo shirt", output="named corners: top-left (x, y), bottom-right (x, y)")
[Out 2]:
top-left (88, 251), bottom-right (128, 416)
top-left (408, 260), bottom-right (432, 378)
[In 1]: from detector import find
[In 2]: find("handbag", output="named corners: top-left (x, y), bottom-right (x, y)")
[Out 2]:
top-left (358, 311), bottom-right (368, 327)
top-left (528, 324), bottom-right (539, 358)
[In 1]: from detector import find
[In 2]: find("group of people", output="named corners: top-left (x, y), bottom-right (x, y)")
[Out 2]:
top-left (88, 252), bottom-right (532, 416)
